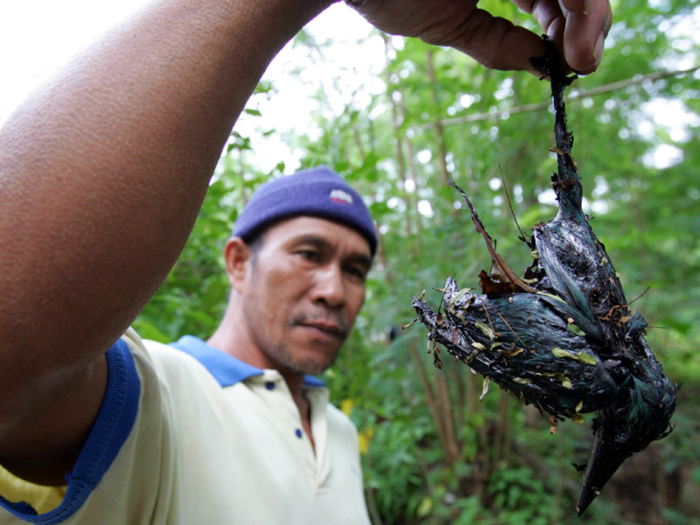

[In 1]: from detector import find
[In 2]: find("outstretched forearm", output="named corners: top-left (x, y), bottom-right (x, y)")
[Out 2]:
top-left (0, 0), bottom-right (331, 404)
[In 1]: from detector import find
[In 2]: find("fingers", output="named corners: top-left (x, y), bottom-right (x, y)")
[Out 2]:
top-left (419, 8), bottom-right (548, 73)
top-left (563, 1), bottom-right (612, 74)
top-left (422, 0), bottom-right (611, 74)
top-left (516, 0), bottom-right (612, 73)
top-left (346, 0), bottom-right (611, 75)
top-left (558, 0), bottom-right (588, 14)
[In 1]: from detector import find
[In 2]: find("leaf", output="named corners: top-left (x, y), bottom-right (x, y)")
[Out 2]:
top-left (417, 497), bottom-right (433, 518)
top-left (567, 324), bottom-right (585, 336)
top-left (536, 292), bottom-right (566, 304)
top-left (448, 180), bottom-right (537, 294)
top-left (500, 347), bottom-right (525, 357)
top-left (402, 318), bottom-right (418, 329)
top-left (133, 318), bottom-right (170, 343)
top-left (358, 427), bottom-right (375, 455)
top-left (550, 414), bottom-right (558, 434)
top-left (480, 377), bottom-right (490, 401)
top-left (570, 413), bottom-right (585, 424)
top-left (552, 347), bottom-right (597, 365)
top-left (341, 399), bottom-right (354, 416)
top-left (434, 352), bottom-right (443, 369)
top-left (559, 375), bottom-right (573, 390)
top-left (479, 269), bottom-right (523, 294)
top-left (474, 321), bottom-right (496, 340)
top-left (449, 288), bottom-right (473, 313)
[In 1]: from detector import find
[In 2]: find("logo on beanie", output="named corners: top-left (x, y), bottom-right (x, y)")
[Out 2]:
top-left (329, 189), bottom-right (353, 205)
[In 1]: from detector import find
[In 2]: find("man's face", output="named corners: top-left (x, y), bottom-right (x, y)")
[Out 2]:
top-left (236, 217), bottom-right (372, 376)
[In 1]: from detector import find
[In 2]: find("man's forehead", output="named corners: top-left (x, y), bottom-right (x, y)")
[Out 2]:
top-left (266, 216), bottom-right (372, 255)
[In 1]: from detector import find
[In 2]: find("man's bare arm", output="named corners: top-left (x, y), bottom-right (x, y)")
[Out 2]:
top-left (0, 0), bottom-right (333, 484)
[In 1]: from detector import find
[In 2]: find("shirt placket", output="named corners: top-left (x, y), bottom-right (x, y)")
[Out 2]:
top-left (258, 372), bottom-right (319, 480)
top-left (306, 386), bottom-right (330, 490)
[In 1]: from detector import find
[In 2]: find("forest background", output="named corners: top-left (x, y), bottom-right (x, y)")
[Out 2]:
top-left (6, 0), bottom-right (697, 523)
top-left (136, 1), bottom-right (699, 523)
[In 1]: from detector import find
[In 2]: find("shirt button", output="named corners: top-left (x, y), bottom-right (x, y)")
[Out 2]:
top-left (295, 429), bottom-right (303, 439)
top-left (265, 381), bottom-right (275, 391)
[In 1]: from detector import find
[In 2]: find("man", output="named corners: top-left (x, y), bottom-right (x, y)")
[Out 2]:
top-left (0, 0), bottom-right (611, 523)
top-left (155, 166), bottom-right (377, 522)
top-left (1, 166), bottom-right (375, 523)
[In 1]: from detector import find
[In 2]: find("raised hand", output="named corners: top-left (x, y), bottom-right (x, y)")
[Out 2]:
top-left (345, 0), bottom-right (612, 74)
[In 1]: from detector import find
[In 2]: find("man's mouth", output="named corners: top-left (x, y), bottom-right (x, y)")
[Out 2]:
top-left (291, 312), bottom-right (349, 340)
top-left (301, 322), bottom-right (344, 339)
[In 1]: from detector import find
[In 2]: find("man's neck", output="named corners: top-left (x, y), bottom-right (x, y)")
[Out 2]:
top-left (207, 308), bottom-right (316, 451)
top-left (207, 305), bottom-right (272, 369)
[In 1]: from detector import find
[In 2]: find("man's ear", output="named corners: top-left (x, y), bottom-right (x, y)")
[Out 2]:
top-left (224, 237), bottom-right (252, 293)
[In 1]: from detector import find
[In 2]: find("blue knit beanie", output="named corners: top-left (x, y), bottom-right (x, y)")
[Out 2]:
top-left (232, 166), bottom-right (377, 256)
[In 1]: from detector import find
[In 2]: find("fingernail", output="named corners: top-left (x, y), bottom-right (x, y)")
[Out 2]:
top-left (592, 31), bottom-right (605, 64)
top-left (583, 0), bottom-right (591, 15)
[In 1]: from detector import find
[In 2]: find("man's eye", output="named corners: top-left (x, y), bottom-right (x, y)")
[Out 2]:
top-left (299, 250), bottom-right (319, 262)
top-left (346, 266), bottom-right (366, 281)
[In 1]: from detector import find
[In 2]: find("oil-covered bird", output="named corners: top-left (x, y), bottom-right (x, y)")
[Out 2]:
top-left (411, 39), bottom-right (678, 516)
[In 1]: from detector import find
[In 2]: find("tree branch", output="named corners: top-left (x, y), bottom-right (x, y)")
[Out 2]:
top-left (422, 65), bottom-right (699, 129)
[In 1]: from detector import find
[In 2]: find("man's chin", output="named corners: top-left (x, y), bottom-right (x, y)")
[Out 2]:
top-left (280, 347), bottom-right (339, 376)
top-left (287, 356), bottom-right (335, 376)
top-left (266, 338), bottom-right (342, 376)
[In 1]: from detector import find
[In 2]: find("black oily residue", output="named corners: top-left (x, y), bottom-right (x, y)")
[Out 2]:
top-left (411, 37), bottom-right (678, 516)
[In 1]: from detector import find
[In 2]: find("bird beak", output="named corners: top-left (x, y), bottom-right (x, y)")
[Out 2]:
top-left (577, 423), bottom-right (632, 516)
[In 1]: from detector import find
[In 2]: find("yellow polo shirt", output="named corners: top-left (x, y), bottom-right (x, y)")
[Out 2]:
top-left (0, 329), bottom-right (370, 524)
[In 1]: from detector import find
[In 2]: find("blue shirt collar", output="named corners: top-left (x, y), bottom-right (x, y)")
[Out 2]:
top-left (170, 335), bottom-right (326, 388)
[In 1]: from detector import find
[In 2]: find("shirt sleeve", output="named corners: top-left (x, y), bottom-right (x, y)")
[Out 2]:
top-left (0, 334), bottom-right (141, 524)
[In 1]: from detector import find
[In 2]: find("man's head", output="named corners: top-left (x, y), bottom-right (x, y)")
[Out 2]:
top-left (223, 167), bottom-right (376, 376)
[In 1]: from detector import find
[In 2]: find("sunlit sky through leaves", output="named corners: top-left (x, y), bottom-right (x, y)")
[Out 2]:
top-left (1, 1), bottom-right (698, 174)
top-left (0, 0), bottom-right (381, 173)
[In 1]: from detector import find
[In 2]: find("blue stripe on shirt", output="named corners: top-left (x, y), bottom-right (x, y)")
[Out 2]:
top-left (0, 339), bottom-right (140, 523)
top-left (170, 335), bottom-right (326, 388)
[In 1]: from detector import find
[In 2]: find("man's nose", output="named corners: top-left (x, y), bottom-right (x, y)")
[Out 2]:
top-left (311, 264), bottom-right (346, 308)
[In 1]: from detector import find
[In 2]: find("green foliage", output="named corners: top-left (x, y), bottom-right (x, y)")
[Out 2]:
top-left (137, 1), bottom-right (700, 523)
